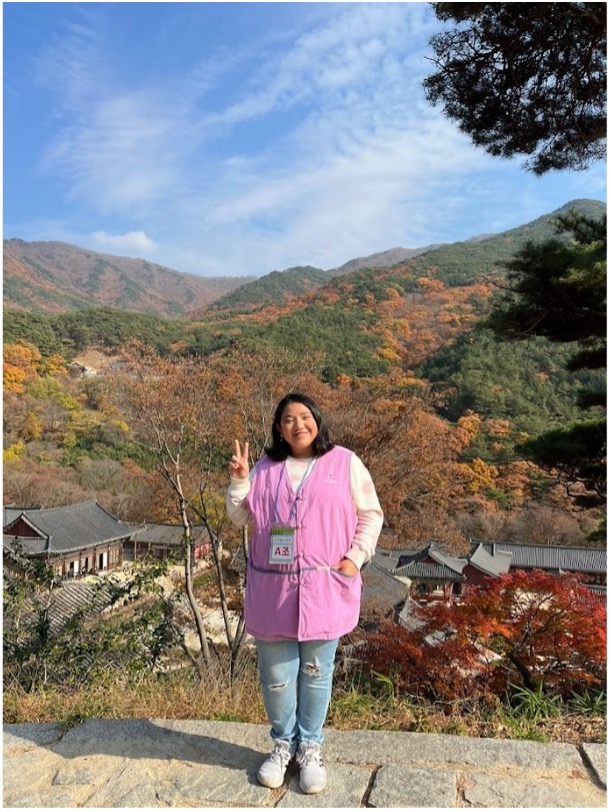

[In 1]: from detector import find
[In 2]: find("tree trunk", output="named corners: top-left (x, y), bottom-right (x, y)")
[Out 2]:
top-left (507, 650), bottom-right (538, 691)
top-left (178, 498), bottom-right (212, 670)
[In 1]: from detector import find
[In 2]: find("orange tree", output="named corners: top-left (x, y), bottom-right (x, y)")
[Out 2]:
top-left (110, 341), bottom-right (237, 676)
top-left (325, 376), bottom-right (470, 550)
top-left (361, 570), bottom-right (606, 701)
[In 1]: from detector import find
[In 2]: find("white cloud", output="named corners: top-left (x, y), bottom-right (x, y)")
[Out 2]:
top-left (38, 1), bottom-right (436, 224)
top-left (43, 88), bottom-right (195, 215)
top-left (21, 2), bottom-right (605, 278)
top-left (91, 230), bottom-right (158, 255)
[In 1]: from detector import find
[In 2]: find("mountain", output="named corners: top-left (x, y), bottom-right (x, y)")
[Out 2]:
top-left (202, 199), bottom-right (605, 315)
top-left (3, 239), bottom-right (256, 317)
top-left (329, 244), bottom-right (443, 274)
top-left (4, 199), bottom-right (604, 328)
top-left (205, 265), bottom-right (330, 313)
top-left (184, 198), bottom-right (605, 379)
top-left (3, 240), bottom-right (440, 318)
top-left (206, 247), bottom-right (444, 314)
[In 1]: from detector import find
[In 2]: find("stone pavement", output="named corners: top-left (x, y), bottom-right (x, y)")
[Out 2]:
top-left (3, 718), bottom-right (607, 808)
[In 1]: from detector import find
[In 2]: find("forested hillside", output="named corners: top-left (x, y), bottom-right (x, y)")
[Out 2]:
top-left (205, 266), bottom-right (330, 312)
top-left (3, 198), bottom-right (606, 548)
top-left (3, 239), bottom-right (256, 317)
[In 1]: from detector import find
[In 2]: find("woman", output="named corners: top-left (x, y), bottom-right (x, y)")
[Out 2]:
top-left (226, 392), bottom-right (383, 794)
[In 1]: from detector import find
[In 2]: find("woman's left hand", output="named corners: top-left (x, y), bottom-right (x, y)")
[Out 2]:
top-left (332, 558), bottom-right (359, 577)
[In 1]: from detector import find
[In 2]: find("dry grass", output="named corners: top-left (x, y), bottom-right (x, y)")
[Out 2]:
top-left (3, 666), bottom-right (606, 745)
top-left (3, 670), bottom-right (267, 728)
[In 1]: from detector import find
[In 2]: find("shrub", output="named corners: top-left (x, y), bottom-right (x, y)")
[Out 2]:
top-left (360, 570), bottom-right (606, 702)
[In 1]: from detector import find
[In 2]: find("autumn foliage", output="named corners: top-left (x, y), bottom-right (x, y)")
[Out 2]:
top-left (361, 570), bottom-right (606, 702)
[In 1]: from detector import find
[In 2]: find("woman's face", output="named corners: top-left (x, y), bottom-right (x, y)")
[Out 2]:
top-left (278, 401), bottom-right (319, 458)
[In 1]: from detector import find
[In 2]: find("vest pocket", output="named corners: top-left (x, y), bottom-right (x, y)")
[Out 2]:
top-left (245, 567), bottom-right (300, 639)
top-left (330, 567), bottom-right (358, 580)
top-left (299, 568), bottom-right (362, 639)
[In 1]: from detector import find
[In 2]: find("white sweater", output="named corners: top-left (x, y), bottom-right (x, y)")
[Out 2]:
top-left (226, 453), bottom-right (383, 570)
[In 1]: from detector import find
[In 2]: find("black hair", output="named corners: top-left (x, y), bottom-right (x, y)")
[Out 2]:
top-left (265, 392), bottom-right (335, 461)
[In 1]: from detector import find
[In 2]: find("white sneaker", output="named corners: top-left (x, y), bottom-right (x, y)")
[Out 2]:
top-left (256, 739), bottom-right (294, 788)
top-left (296, 741), bottom-right (327, 794)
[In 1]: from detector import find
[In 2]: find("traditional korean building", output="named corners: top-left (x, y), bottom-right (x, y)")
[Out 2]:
top-left (462, 542), bottom-right (514, 587)
top-left (392, 544), bottom-right (469, 601)
top-left (360, 546), bottom-right (409, 625)
top-left (472, 539), bottom-right (607, 589)
top-left (124, 523), bottom-right (210, 563)
top-left (392, 539), bottom-right (606, 601)
top-left (3, 500), bottom-right (135, 578)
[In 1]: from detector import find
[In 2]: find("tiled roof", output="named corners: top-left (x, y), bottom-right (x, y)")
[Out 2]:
top-left (131, 523), bottom-right (208, 547)
top-left (429, 547), bottom-right (468, 575)
top-left (394, 561), bottom-right (467, 581)
top-left (398, 599), bottom-right (425, 631)
top-left (471, 540), bottom-right (606, 574)
top-left (3, 507), bottom-right (23, 527)
top-left (3, 501), bottom-right (135, 555)
top-left (3, 534), bottom-right (47, 556)
top-left (393, 543), bottom-right (467, 580)
top-left (391, 538), bottom-right (606, 582)
top-left (362, 554), bottom-right (408, 609)
top-left (8, 581), bottom-right (115, 634)
top-left (468, 544), bottom-right (512, 577)
top-left (368, 548), bottom-right (403, 573)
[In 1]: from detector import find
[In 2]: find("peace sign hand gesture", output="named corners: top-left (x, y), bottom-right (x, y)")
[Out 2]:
top-left (228, 439), bottom-right (250, 480)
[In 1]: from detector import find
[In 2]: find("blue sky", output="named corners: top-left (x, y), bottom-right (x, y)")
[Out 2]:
top-left (4, 1), bottom-right (607, 278)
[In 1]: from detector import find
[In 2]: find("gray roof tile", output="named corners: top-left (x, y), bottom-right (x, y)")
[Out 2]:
top-left (393, 543), bottom-right (467, 580)
top-left (131, 523), bottom-right (208, 546)
top-left (394, 561), bottom-right (467, 581)
top-left (472, 540), bottom-right (606, 574)
top-left (3, 501), bottom-right (135, 554)
top-left (362, 557), bottom-right (407, 608)
top-left (468, 544), bottom-right (512, 576)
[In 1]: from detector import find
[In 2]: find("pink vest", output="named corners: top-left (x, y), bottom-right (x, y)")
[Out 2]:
top-left (244, 446), bottom-right (361, 641)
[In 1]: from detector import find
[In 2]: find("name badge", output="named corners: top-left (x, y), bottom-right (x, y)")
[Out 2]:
top-left (269, 527), bottom-right (295, 565)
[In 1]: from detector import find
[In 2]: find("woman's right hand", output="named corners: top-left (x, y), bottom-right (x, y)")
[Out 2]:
top-left (228, 439), bottom-right (250, 480)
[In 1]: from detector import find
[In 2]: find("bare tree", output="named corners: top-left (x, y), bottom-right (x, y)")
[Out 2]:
top-left (110, 342), bottom-right (242, 675)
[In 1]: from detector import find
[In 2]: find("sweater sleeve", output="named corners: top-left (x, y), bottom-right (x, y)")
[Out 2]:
top-left (225, 474), bottom-right (252, 527)
top-left (344, 454), bottom-right (384, 570)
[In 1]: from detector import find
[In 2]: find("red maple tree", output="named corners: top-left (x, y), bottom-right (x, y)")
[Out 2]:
top-left (362, 570), bottom-right (606, 701)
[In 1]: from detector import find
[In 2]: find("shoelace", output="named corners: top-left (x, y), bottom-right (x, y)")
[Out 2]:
top-left (270, 745), bottom-right (292, 766)
top-left (298, 745), bottom-right (323, 767)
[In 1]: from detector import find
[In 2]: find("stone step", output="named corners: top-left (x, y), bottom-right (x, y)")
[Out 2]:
top-left (3, 719), bottom-right (606, 808)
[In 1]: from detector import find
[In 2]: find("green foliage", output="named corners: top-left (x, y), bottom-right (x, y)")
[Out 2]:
top-left (482, 212), bottom-right (606, 507)
top-left (3, 309), bottom-right (65, 357)
top-left (27, 375), bottom-right (60, 400)
top-left (228, 302), bottom-right (390, 381)
top-left (518, 418), bottom-right (606, 508)
top-left (498, 683), bottom-right (574, 742)
top-left (50, 307), bottom-right (186, 354)
top-left (485, 214), bottom-right (606, 359)
top-left (209, 265), bottom-right (328, 311)
top-left (3, 549), bottom-right (177, 693)
top-left (3, 306), bottom-right (186, 360)
top-left (424, 3), bottom-right (606, 173)
top-left (507, 682), bottom-right (564, 722)
top-left (496, 710), bottom-right (550, 743)
top-left (569, 689), bottom-right (607, 716)
top-left (419, 330), bottom-right (600, 440)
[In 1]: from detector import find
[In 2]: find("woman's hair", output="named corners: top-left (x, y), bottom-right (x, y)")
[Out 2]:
top-left (265, 392), bottom-right (335, 461)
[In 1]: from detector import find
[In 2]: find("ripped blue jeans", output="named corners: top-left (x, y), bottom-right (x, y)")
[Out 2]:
top-left (255, 638), bottom-right (339, 748)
